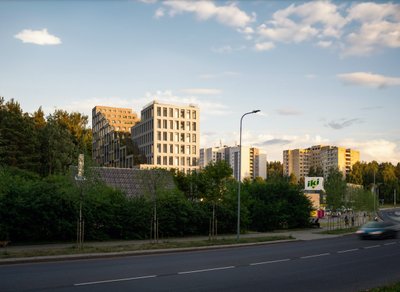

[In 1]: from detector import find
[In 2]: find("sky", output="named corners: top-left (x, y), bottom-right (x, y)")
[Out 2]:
top-left (1, 0), bottom-right (399, 163)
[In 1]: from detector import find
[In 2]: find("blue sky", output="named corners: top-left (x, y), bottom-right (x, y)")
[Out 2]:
top-left (1, 0), bottom-right (399, 163)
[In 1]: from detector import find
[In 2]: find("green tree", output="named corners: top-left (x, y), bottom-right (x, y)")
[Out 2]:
top-left (267, 161), bottom-right (283, 179)
top-left (347, 161), bottom-right (364, 185)
top-left (198, 161), bottom-right (233, 238)
top-left (308, 165), bottom-right (324, 177)
top-left (325, 168), bottom-right (346, 210)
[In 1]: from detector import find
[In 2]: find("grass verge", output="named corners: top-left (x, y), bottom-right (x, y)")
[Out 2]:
top-left (0, 235), bottom-right (292, 259)
top-left (361, 281), bottom-right (400, 291)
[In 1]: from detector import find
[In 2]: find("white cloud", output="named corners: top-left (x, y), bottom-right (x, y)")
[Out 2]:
top-left (276, 108), bottom-right (302, 116)
top-left (211, 45), bottom-right (245, 53)
top-left (317, 40), bottom-right (332, 48)
top-left (257, 1), bottom-right (346, 44)
top-left (343, 2), bottom-right (400, 56)
top-left (305, 74), bottom-right (317, 79)
top-left (199, 71), bottom-right (239, 79)
top-left (338, 72), bottom-right (400, 88)
top-left (161, 0), bottom-right (253, 28)
top-left (180, 88), bottom-right (222, 95)
top-left (254, 42), bottom-right (275, 51)
top-left (154, 8), bottom-right (165, 18)
top-left (145, 90), bottom-right (231, 117)
top-left (14, 29), bottom-right (61, 45)
top-left (339, 139), bottom-right (400, 164)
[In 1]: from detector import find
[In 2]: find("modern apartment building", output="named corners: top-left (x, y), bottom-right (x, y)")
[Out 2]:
top-left (131, 101), bottom-right (200, 173)
top-left (92, 106), bottom-right (140, 167)
top-left (199, 145), bottom-right (267, 181)
top-left (283, 145), bottom-right (360, 180)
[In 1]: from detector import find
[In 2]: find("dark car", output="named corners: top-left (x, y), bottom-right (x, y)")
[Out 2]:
top-left (356, 221), bottom-right (398, 239)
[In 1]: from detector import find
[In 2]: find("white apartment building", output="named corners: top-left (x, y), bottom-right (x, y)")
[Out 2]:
top-left (131, 101), bottom-right (200, 173)
top-left (200, 145), bottom-right (267, 181)
top-left (283, 145), bottom-right (360, 181)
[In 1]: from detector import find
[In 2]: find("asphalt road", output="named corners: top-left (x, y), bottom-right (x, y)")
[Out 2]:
top-left (1, 234), bottom-right (400, 292)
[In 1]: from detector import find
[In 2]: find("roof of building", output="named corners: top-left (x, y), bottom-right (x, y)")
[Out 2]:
top-left (72, 167), bottom-right (175, 198)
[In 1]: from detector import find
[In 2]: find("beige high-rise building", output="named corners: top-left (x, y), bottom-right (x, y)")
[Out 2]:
top-left (199, 145), bottom-right (267, 181)
top-left (283, 145), bottom-right (360, 181)
top-left (131, 101), bottom-right (200, 173)
top-left (92, 106), bottom-right (140, 168)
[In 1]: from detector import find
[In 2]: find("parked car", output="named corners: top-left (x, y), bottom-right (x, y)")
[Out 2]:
top-left (356, 221), bottom-right (398, 240)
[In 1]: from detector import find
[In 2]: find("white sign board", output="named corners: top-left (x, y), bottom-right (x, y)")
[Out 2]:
top-left (305, 177), bottom-right (324, 191)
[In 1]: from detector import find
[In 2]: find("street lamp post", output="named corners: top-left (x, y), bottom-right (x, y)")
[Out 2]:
top-left (237, 110), bottom-right (260, 241)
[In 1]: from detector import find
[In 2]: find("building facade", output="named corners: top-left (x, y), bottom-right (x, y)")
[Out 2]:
top-left (131, 101), bottom-right (200, 173)
top-left (283, 145), bottom-right (360, 180)
top-left (200, 145), bottom-right (267, 181)
top-left (92, 106), bottom-right (140, 167)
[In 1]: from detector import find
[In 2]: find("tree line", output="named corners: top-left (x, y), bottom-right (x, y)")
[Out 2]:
top-left (0, 97), bottom-right (313, 243)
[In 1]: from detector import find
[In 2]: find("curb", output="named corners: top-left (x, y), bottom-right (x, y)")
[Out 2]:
top-left (0, 239), bottom-right (298, 265)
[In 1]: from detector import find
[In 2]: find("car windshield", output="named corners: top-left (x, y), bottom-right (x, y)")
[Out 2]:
top-left (363, 222), bottom-right (391, 228)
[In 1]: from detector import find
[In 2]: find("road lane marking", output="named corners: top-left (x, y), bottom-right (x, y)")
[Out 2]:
top-left (178, 266), bottom-right (235, 275)
top-left (337, 248), bottom-right (359, 254)
top-left (384, 242), bottom-right (396, 246)
top-left (364, 245), bottom-right (380, 249)
top-left (250, 259), bottom-right (290, 266)
top-left (74, 275), bottom-right (157, 286)
top-left (300, 253), bottom-right (330, 259)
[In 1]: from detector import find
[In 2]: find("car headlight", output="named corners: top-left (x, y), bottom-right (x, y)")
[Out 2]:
top-left (356, 230), bottom-right (364, 234)
top-left (370, 231), bottom-right (383, 235)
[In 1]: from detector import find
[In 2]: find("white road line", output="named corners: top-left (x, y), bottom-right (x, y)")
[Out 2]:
top-left (250, 259), bottom-right (290, 266)
top-left (74, 275), bottom-right (157, 286)
top-left (364, 245), bottom-right (380, 249)
top-left (178, 266), bottom-right (235, 275)
top-left (384, 242), bottom-right (397, 246)
top-left (337, 248), bottom-right (359, 254)
top-left (300, 253), bottom-right (330, 259)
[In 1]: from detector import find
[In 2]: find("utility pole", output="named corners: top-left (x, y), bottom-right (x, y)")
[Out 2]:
top-left (394, 189), bottom-right (397, 207)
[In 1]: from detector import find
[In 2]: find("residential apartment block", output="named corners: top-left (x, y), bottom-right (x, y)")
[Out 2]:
top-left (131, 101), bottom-right (200, 173)
top-left (283, 145), bottom-right (360, 180)
top-left (92, 106), bottom-right (140, 168)
top-left (199, 145), bottom-right (267, 181)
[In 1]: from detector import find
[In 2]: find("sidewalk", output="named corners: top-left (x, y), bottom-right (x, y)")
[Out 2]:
top-left (0, 227), bottom-right (350, 265)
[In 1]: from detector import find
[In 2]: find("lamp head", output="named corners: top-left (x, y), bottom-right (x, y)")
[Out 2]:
top-left (253, 110), bottom-right (260, 113)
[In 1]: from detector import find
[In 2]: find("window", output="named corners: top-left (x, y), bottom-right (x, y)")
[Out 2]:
top-left (163, 132), bottom-right (167, 141)
top-left (186, 110), bottom-right (191, 119)
top-left (180, 121), bottom-right (185, 130)
top-left (180, 133), bottom-right (185, 142)
top-left (157, 131), bottom-right (161, 141)
top-left (192, 134), bottom-right (196, 142)
top-left (192, 110), bottom-right (196, 119)
top-left (192, 145), bottom-right (196, 155)
top-left (180, 109), bottom-right (185, 118)
top-left (169, 108), bottom-right (173, 117)
top-left (192, 122), bottom-right (196, 131)
top-left (163, 120), bottom-right (167, 129)
top-left (157, 144), bottom-right (161, 153)
top-left (163, 144), bottom-right (167, 153)
top-left (157, 107), bottom-right (161, 117)
top-left (169, 120), bottom-right (173, 130)
top-left (186, 122), bottom-right (191, 131)
top-left (163, 107), bottom-right (167, 117)
top-left (157, 119), bottom-right (161, 128)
